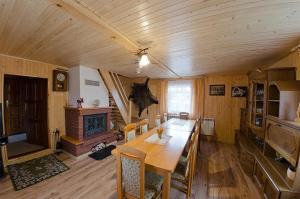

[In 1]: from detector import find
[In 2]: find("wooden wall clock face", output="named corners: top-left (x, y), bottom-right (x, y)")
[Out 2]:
top-left (53, 70), bottom-right (68, 91)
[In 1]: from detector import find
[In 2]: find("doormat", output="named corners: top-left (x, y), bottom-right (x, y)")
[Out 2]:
top-left (7, 154), bottom-right (69, 191)
top-left (89, 145), bottom-right (116, 160)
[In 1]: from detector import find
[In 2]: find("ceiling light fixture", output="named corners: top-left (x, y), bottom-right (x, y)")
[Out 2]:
top-left (137, 48), bottom-right (150, 68)
top-left (139, 54), bottom-right (150, 67)
top-left (255, 68), bottom-right (262, 73)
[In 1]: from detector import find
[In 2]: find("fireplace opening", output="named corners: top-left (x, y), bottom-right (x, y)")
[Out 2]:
top-left (83, 113), bottom-right (107, 138)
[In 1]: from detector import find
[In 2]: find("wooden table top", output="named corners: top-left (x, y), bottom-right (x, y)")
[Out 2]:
top-left (161, 118), bottom-right (196, 132)
top-left (113, 119), bottom-right (196, 173)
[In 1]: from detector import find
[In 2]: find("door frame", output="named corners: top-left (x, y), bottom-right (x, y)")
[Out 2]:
top-left (1, 74), bottom-right (52, 167)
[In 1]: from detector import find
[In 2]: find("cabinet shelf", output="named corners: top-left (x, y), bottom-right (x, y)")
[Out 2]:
top-left (268, 100), bottom-right (280, 102)
top-left (268, 81), bottom-right (300, 120)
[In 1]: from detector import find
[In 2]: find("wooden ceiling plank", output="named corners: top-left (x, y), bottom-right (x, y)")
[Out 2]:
top-left (126, 2), bottom-right (300, 39)
top-left (49, 0), bottom-right (137, 51)
top-left (49, 0), bottom-right (180, 77)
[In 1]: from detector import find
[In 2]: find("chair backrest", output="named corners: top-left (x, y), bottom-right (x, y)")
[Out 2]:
top-left (179, 112), bottom-right (189, 120)
top-left (185, 131), bottom-right (198, 198)
top-left (155, 115), bottom-right (161, 127)
top-left (124, 123), bottom-right (137, 143)
top-left (191, 125), bottom-right (200, 181)
top-left (185, 133), bottom-right (196, 179)
top-left (139, 119), bottom-right (149, 134)
top-left (116, 145), bottom-right (146, 199)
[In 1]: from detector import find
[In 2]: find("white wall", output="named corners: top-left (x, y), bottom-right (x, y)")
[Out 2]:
top-left (68, 66), bottom-right (80, 107)
top-left (79, 66), bottom-right (109, 107)
top-left (68, 66), bottom-right (109, 108)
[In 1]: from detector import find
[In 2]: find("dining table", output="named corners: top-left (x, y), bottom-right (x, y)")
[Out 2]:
top-left (161, 118), bottom-right (196, 132)
top-left (112, 118), bottom-right (196, 199)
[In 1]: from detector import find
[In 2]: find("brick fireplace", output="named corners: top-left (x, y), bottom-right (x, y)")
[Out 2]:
top-left (61, 107), bottom-right (117, 156)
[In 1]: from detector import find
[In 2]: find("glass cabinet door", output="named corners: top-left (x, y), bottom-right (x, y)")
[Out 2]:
top-left (252, 83), bottom-right (265, 128)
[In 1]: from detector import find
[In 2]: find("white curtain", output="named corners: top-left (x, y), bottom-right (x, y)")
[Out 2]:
top-left (167, 80), bottom-right (193, 114)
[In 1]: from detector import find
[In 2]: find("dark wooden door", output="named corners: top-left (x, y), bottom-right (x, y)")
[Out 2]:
top-left (4, 75), bottom-right (48, 148)
top-left (4, 76), bottom-right (24, 134)
top-left (24, 78), bottom-right (48, 147)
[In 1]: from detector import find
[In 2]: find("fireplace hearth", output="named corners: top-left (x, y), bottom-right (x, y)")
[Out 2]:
top-left (61, 107), bottom-right (117, 156)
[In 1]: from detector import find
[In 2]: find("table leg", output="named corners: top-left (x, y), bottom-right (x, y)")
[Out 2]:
top-left (116, 158), bottom-right (122, 199)
top-left (162, 172), bottom-right (171, 199)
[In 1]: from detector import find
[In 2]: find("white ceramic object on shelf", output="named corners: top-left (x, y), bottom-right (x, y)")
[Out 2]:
top-left (287, 167), bottom-right (296, 181)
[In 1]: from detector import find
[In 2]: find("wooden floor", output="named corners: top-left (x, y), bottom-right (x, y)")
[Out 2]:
top-left (0, 141), bottom-right (261, 199)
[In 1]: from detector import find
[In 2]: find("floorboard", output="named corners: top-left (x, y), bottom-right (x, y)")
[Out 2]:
top-left (0, 141), bottom-right (261, 199)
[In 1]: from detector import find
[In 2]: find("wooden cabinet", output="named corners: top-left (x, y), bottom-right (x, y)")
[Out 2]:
top-left (239, 144), bottom-right (255, 176)
top-left (254, 161), bottom-right (267, 188)
top-left (240, 108), bottom-right (248, 135)
top-left (264, 179), bottom-right (280, 199)
top-left (237, 131), bottom-right (300, 198)
top-left (247, 68), bottom-right (296, 139)
top-left (265, 119), bottom-right (300, 167)
top-left (253, 162), bottom-right (280, 199)
top-left (238, 67), bottom-right (300, 199)
top-left (253, 161), bottom-right (280, 199)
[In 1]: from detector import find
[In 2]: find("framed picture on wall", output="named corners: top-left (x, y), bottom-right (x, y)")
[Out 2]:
top-left (231, 86), bottom-right (247, 97)
top-left (209, 85), bottom-right (225, 96)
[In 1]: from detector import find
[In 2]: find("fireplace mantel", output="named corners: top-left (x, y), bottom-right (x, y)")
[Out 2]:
top-left (62, 106), bottom-right (117, 156)
top-left (64, 106), bottom-right (113, 115)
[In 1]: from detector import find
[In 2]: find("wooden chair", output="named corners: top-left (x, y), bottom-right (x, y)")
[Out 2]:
top-left (171, 133), bottom-right (197, 198)
top-left (139, 119), bottom-right (149, 134)
top-left (116, 145), bottom-right (163, 199)
top-left (124, 123), bottom-right (137, 143)
top-left (191, 125), bottom-right (200, 181)
top-left (179, 112), bottom-right (189, 120)
top-left (196, 118), bottom-right (201, 154)
top-left (155, 115), bottom-right (161, 127)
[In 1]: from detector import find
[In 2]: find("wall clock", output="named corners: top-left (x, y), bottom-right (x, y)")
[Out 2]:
top-left (53, 70), bottom-right (68, 91)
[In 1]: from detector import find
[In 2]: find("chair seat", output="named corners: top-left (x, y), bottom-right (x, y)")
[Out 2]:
top-left (172, 163), bottom-right (187, 184)
top-left (145, 171), bottom-right (164, 192)
top-left (179, 155), bottom-right (188, 166)
top-left (145, 187), bottom-right (156, 199)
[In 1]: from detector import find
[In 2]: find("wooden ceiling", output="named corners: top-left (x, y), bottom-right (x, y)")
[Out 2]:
top-left (1, 0), bottom-right (300, 78)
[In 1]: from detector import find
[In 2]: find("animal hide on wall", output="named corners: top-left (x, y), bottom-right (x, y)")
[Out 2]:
top-left (128, 78), bottom-right (159, 117)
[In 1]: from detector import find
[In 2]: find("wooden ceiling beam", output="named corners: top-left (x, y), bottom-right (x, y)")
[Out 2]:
top-left (48, 0), bottom-right (180, 77)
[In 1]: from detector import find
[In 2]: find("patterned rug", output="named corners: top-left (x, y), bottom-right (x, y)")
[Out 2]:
top-left (7, 154), bottom-right (69, 191)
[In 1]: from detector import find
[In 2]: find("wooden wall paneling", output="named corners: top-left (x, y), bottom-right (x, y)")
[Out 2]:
top-left (0, 54), bottom-right (68, 165)
top-left (231, 75), bottom-right (248, 138)
top-left (204, 74), bottom-right (248, 144)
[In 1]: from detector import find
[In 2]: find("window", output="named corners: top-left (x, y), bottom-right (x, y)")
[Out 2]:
top-left (167, 80), bottom-right (192, 114)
